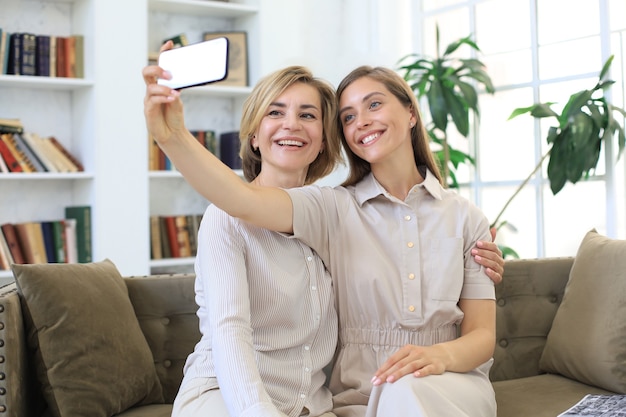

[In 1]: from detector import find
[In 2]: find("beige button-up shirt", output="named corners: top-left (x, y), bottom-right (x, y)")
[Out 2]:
top-left (287, 169), bottom-right (495, 402)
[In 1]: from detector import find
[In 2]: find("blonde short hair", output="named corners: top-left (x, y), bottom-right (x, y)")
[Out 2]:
top-left (239, 66), bottom-right (342, 184)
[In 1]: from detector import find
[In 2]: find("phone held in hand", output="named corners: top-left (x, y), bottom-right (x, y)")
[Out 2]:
top-left (157, 37), bottom-right (229, 90)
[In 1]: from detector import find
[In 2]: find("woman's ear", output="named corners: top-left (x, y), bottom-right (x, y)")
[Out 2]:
top-left (251, 135), bottom-right (258, 150)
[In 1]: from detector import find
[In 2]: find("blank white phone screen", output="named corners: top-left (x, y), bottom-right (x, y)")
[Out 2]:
top-left (157, 37), bottom-right (229, 90)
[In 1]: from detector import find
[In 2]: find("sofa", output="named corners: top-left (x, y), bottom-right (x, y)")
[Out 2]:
top-left (0, 229), bottom-right (624, 417)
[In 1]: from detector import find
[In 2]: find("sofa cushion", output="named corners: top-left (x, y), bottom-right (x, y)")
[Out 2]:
top-left (539, 230), bottom-right (626, 394)
top-left (493, 374), bottom-right (615, 417)
top-left (12, 259), bottom-right (164, 417)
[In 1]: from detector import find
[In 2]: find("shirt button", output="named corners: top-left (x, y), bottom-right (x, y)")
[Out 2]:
top-left (408, 305), bottom-right (415, 312)
top-left (311, 285), bottom-right (317, 291)
top-left (407, 242), bottom-right (414, 248)
top-left (307, 256), bottom-right (312, 261)
top-left (305, 367), bottom-right (310, 372)
top-left (304, 345), bottom-right (310, 351)
top-left (300, 394), bottom-right (306, 399)
top-left (408, 273), bottom-right (415, 280)
top-left (404, 215), bottom-right (411, 221)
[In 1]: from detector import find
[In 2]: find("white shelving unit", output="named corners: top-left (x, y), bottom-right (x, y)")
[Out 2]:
top-left (0, 0), bottom-right (260, 282)
top-left (147, 0), bottom-right (258, 273)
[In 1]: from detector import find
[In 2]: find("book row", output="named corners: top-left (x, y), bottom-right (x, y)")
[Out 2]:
top-left (0, 29), bottom-right (84, 78)
top-left (0, 206), bottom-right (92, 270)
top-left (0, 120), bottom-right (84, 173)
top-left (149, 130), bottom-right (242, 171)
top-left (150, 214), bottom-right (203, 260)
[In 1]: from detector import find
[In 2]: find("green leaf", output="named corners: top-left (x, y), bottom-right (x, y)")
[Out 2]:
top-left (546, 126), bottom-right (559, 144)
top-left (500, 245), bottom-right (520, 260)
top-left (599, 55), bottom-right (614, 80)
top-left (530, 103), bottom-right (559, 118)
top-left (547, 135), bottom-right (569, 194)
top-left (456, 80), bottom-right (478, 112)
top-left (427, 80), bottom-right (448, 132)
top-left (508, 105), bottom-right (534, 120)
top-left (442, 87), bottom-right (470, 136)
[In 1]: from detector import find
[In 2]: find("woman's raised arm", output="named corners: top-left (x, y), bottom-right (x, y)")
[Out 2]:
top-left (142, 50), bottom-right (293, 233)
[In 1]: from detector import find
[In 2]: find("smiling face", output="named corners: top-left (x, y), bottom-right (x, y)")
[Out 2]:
top-left (250, 82), bottom-right (325, 187)
top-left (338, 76), bottom-right (416, 167)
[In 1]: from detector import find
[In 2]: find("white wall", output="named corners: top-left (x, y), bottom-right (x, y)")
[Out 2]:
top-left (257, 0), bottom-right (414, 185)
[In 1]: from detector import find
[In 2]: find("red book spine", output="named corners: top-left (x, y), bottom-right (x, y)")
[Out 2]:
top-left (164, 216), bottom-right (180, 258)
top-left (0, 136), bottom-right (23, 172)
top-left (1, 223), bottom-right (26, 264)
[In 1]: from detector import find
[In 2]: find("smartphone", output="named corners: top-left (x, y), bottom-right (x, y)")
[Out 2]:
top-left (157, 37), bottom-right (229, 90)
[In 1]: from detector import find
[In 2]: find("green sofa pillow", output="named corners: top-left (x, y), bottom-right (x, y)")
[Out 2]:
top-left (539, 229), bottom-right (626, 394)
top-left (12, 259), bottom-right (164, 417)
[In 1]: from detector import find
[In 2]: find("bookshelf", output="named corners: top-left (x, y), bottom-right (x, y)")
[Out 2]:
top-left (0, 0), bottom-right (149, 282)
top-left (0, 0), bottom-right (261, 283)
top-left (147, 0), bottom-right (259, 273)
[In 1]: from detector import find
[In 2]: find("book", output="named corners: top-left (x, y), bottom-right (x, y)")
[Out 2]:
top-left (49, 35), bottom-right (56, 77)
top-left (164, 216), bottom-right (180, 258)
top-left (1, 223), bottom-right (25, 264)
top-left (63, 218), bottom-right (78, 263)
top-left (557, 394), bottom-right (626, 416)
top-left (6, 32), bottom-right (22, 75)
top-left (40, 221), bottom-right (57, 262)
top-left (35, 34), bottom-right (51, 76)
top-left (34, 134), bottom-right (75, 172)
top-left (48, 136), bottom-right (84, 171)
top-left (0, 149), bottom-right (8, 173)
top-left (13, 133), bottom-right (47, 172)
top-left (20, 32), bottom-right (37, 76)
top-left (72, 34), bottom-right (84, 78)
top-left (205, 130), bottom-right (218, 156)
top-left (163, 33), bottom-right (188, 48)
top-left (0, 230), bottom-right (14, 269)
top-left (0, 118), bottom-right (24, 132)
top-left (64, 205), bottom-right (92, 263)
top-left (1, 133), bottom-right (36, 172)
top-left (66, 35), bottom-right (76, 78)
top-left (55, 36), bottom-right (67, 77)
top-left (159, 217), bottom-right (172, 259)
top-left (15, 221), bottom-right (48, 264)
top-left (150, 215), bottom-right (162, 260)
top-left (185, 214), bottom-right (198, 257)
top-left (0, 135), bottom-right (23, 172)
top-left (20, 132), bottom-right (58, 172)
top-left (175, 215), bottom-right (192, 258)
top-left (51, 219), bottom-right (66, 263)
top-left (0, 29), bottom-right (9, 75)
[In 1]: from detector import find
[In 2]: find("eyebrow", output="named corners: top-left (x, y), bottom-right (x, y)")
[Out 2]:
top-left (269, 101), bottom-right (320, 111)
top-left (339, 91), bottom-right (385, 115)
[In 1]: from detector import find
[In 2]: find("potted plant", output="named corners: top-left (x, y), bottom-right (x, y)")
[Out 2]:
top-left (397, 24), bottom-right (494, 187)
top-left (491, 55), bottom-right (626, 234)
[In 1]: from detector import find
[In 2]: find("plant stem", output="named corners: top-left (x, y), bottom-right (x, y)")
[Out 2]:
top-left (442, 135), bottom-right (450, 184)
top-left (490, 148), bottom-right (552, 229)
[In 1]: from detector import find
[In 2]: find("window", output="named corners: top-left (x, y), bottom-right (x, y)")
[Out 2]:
top-left (412, 0), bottom-right (626, 258)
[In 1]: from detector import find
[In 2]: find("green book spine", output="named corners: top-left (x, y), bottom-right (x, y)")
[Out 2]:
top-left (64, 205), bottom-right (92, 263)
top-left (52, 220), bottom-right (66, 263)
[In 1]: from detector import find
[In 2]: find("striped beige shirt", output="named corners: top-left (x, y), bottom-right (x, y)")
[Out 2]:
top-left (180, 204), bottom-right (338, 417)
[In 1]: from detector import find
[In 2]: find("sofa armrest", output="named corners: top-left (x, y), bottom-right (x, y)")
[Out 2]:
top-left (0, 283), bottom-right (43, 417)
top-left (125, 274), bottom-right (201, 403)
top-left (490, 257), bottom-right (574, 382)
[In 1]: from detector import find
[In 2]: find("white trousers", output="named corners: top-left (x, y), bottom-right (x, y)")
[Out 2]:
top-left (171, 377), bottom-right (337, 417)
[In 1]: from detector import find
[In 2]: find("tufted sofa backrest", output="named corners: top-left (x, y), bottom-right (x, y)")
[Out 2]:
top-left (490, 257), bottom-right (574, 382)
top-left (125, 274), bottom-right (200, 403)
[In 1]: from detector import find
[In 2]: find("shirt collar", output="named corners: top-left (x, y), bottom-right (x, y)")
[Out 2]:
top-left (354, 167), bottom-right (443, 206)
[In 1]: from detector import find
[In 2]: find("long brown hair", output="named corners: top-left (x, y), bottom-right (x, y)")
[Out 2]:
top-left (238, 66), bottom-right (342, 184)
top-left (336, 66), bottom-right (443, 187)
